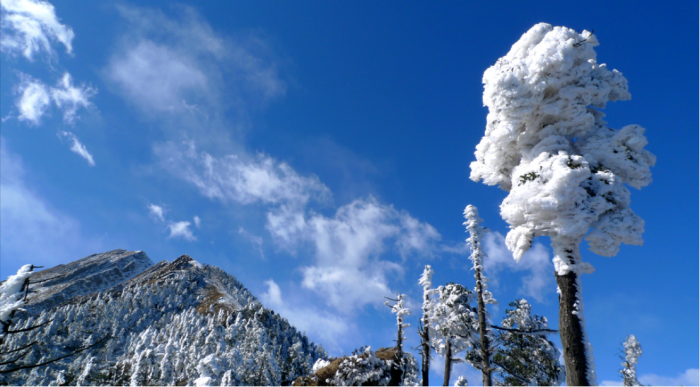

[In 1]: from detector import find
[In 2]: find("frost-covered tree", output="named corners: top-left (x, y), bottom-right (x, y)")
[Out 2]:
top-left (455, 375), bottom-right (468, 386)
top-left (418, 265), bottom-right (436, 386)
top-left (464, 204), bottom-right (497, 386)
top-left (430, 283), bottom-right (478, 386)
top-left (470, 23), bottom-right (655, 386)
top-left (619, 335), bottom-right (642, 386)
top-left (486, 300), bottom-right (563, 386)
top-left (385, 293), bottom-right (411, 381)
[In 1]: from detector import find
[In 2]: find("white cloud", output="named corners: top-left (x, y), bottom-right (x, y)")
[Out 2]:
top-left (147, 203), bottom-right (165, 222)
top-left (600, 368), bottom-right (699, 386)
top-left (14, 72), bottom-right (96, 126)
top-left (0, 0), bottom-right (74, 60)
top-left (105, 5), bottom-right (284, 117)
top-left (639, 368), bottom-right (699, 386)
top-left (0, 137), bottom-right (101, 278)
top-left (58, 131), bottom-right (94, 166)
top-left (167, 220), bottom-right (196, 241)
top-left (193, 215), bottom-right (201, 228)
top-left (238, 227), bottom-right (264, 259)
top-left (266, 197), bottom-right (441, 312)
top-left (482, 231), bottom-right (553, 303)
top-left (260, 279), bottom-right (356, 353)
top-left (154, 141), bottom-right (330, 207)
top-left (15, 73), bottom-right (50, 125)
top-left (50, 73), bottom-right (97, 124)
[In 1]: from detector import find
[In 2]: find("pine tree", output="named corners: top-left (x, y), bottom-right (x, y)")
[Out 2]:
top-left (470, 23), bottom-right (655, 386)
top-left (385, 293), bottom-right (411, 381)
top-left (418, 265), bottom-right (436, 386)
top-left (464, 204), bottom-right (497, 386)
top-left (489, 300), bottom-right (563, 386)
top-left (619, 335), bottom-right (642, 386)
top-left (430, 283), bottom-right (478, 386)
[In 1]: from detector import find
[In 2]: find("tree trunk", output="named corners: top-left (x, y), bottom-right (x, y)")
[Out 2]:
top-left (443, 338), bottom-right (452, 386)
top-left (552, 239), bottom-right (593, 386)
top-left (474, 266), bottom-right (492, 386)
top-left (421, 318), bottom-right (430, 386)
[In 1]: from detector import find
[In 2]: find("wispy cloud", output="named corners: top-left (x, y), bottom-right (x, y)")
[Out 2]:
top-left (600, 368), bottom-right (699, 386)
top-left (14, 73), bottom-right (50, 125)
top-left (260, 279), bottom-right (357, 353)
top-left (0, 137), bottom-right (101, 278)
top-left (267, 197), bottom-right (441, 313)
top-left (58, 131), bottom-right (95, 166)
top-left (14, 72), bottom-right (96, 126)
top-left (482, 231), bottom-right (553, 303)
top-left (0, 0), bottom-right (74, 60)
top-left (147, 203), bottom-right (165, 222)
top-left (50, 73), bottom-right (97, 124)
top-left (154, 141), bottom-right (330, 207)
top-left (167, 220), bottom-right (196, 241)
top-left (193, 215), bottom-right (201, 228)
top-left (238, 227), bottom-right (264, 259)
top-left (105, 4), bottom-right (284, 119)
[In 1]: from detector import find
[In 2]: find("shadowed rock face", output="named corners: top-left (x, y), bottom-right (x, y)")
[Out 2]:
top-left (19, 249), bottom-right (154, 315)
top-left (2, 250), bottom-right (326, 386)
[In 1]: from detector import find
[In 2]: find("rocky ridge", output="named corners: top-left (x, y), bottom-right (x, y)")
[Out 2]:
top-left (1, 250), bottom-right (326, 386)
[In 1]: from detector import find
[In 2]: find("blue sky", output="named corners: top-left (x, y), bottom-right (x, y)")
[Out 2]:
top-left (1, 1), bottom-right (697, 385)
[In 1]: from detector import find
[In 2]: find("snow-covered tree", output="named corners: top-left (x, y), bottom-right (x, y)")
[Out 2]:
top-left (418, 265), bottom-right (436, 386)
top-left (464, 204), bottom-right (497, 386)
top-left (455, 375), bottom-right (469, 386)
top-left (470, 23), bottom-right (655, 386)
top-left (619, 335), bottom-right (642, 386)
top-left (1, 265), bottom-right (37, 337)
top-left (385, 293), bottom-right (411, 381)
top-left (487, 299), bottom-right (563, 386)
top-left (430, 283), bottom-right (478, 386)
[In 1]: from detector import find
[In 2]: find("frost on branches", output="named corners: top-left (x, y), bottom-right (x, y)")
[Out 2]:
top-left (0, 265), bottom-right (35, 335)
top-left (470, 22), bottom-right (655, 270)
top-left (418, 265), bottom-right (436, 386)
top-left (620, 335), bottom-right (642, 386)
top-left (470, 23), bottom-right (655, 385)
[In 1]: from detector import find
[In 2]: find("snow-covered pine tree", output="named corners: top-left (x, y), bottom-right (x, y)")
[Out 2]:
top-left (430, 283), bottom-right (478, 386)
top-left (619, 335), bottom-right (643, 386)
top-left (487, 299), bottom-right (563, 386)
top-left (418, 265), bottom-right (436, 386)
top-left (464, 204), bottom-right (497, 386)
top-left (470, 23), bottom-right (655, 386)
top-left (385, 293), bottom-right (411, 381)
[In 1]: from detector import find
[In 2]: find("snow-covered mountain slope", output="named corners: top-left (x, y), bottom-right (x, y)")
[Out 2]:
top-left (1, 251), bottom-right (327, 386)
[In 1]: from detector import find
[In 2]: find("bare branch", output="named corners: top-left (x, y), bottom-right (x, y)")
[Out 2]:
top-left (5, 320), bottom-right (53, 335)
top-left (0, 341), bottom-right (37, 355)
top-left (0, 335), bottom-right (111, 374)
top-left (492, 359), bottom-right (531, 385)
top-left (0, 348), bottom-right (32, 366)
top-left (489, 324), bottom-right (557, 334)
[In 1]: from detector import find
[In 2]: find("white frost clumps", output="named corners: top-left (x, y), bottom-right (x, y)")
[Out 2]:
top-left (0, 264), bottom-right (35, 332)
top-left (312, 358), bottom-right (331, 374)
top-left (464, 205), bottom-right (496, 304)
top-left (454, 375), bottom-right (468, 386)
top-left (620, 335), bottom-right (642, 386)
top-left (470, 23), bottom-right (655, 266)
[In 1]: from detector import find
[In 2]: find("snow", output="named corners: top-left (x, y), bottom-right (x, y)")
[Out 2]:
top-left (312, 358), bottom-right (331, 373)
top-left (0, 264), bottom-right (34, 330)
top-left (620, 335), bottom-right (642, 386)
top-left (470, 23), bottom-right (655, 262)
top-left (469, 23), bottom-right (654, 386)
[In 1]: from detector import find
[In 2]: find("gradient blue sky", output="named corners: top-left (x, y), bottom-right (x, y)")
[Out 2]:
top-left (1, 1), bottom-right (697, 385)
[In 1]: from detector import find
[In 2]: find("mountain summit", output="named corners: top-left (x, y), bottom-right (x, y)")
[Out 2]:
top-left (1, 250), bottom-right (326, 386)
